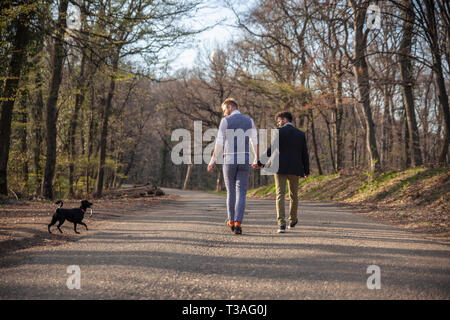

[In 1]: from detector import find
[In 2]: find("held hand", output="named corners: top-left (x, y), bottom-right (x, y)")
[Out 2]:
top-left (252, 160), bottom-right (263, 169)
top-left (258, 160), bottom-right (264, 168)
top-left (207, 163), bottom-right (215, 173)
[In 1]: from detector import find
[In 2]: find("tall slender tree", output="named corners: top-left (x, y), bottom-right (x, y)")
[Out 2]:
top-left (0, 1), bottom-right (33, 195)
top-left (399, 0), bottom-right (422, 167)
top-left (349, 0), bottom-right (380, 172)
top-left (41, 0), bottom-right (69, 199)
top-left (421, 0), bottom-right (449, 163)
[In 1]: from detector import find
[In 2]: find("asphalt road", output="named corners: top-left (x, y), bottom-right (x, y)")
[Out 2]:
top-left (0, 188), bottom-right (449, 299)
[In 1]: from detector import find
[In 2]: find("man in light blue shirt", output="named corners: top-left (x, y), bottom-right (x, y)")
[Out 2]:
top-left (208, 98), bottom-right (259, 235)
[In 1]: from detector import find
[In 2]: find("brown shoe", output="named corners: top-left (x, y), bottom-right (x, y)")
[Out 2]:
top-left (226, 219), bottom-right (235, 232)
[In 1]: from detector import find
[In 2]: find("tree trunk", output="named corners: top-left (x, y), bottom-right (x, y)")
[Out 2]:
top-left (85, 96), bottom-right (95, 196)
top-left (350, 103), bottom-right (360, 169)
top-left (32, 71), bottom-right (44, 195)
top-left (95, 57), bottom-right (119, 198)
top-left (400, 0), bottom-right (422, 167)
top-left (41, 0), bottom-right (69, 200)
top-left (183, 164), bottom-right (193, 190)
top-left (215, 169), bottom-right (223, 192)
top-left (0, 8), bottom-right (31, 195)
top-left (323, 113), bottom-right (336, 174)
top-left (403, 111), bottom-right (411, 168)
top-left (18, 90), bottom-right (29, 189)
top-left (351, 1), bottom-right (380, 172)
top-left (424, 0), bottom-right (450, 163)
top-left (422, 78), bottom-right (433, 163)
top-left (309, 108), bottom-right (323, 175)
top-left (159, 142), bottom-right (169, 187)
top-left (381, 84), bottom-right (393, 166)
top-left (68, 56), bottom-right (86, 197)
top-left (334, 74), bottom-right (344, 172)
top-left (112, 151), bottom-right (122, 189)
top-left (68, 11), bottom-right (88, 198)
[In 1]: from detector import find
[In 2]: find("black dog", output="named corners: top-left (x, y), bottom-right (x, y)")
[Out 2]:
top-left (48, 200), bottom-right (93, 234)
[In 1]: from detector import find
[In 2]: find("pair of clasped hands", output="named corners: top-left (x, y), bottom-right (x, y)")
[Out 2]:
top-left (207, 160), bottom-right (264, 173)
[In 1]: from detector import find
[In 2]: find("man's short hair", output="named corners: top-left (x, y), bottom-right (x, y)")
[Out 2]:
top-left (222, 98), bottom-right (238, 109)
top-left (275, 111), bottom-right (293, 122)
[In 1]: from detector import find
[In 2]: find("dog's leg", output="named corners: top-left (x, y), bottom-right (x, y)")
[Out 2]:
top-left (48, 216), bottom-right (57, 234)
top-left (79, 222), bottom-right (88, 231)
top-left (57, 218), bottom-right (65, 233)
top-left (73, 223), bottom-right (80, 234)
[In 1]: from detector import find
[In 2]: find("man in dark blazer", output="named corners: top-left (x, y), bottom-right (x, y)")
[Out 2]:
top-left (265, 111), bottom-right (310, 233)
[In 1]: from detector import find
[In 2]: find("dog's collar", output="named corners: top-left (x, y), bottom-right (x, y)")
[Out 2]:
top-left (81, 208), bottom-right (86, 213)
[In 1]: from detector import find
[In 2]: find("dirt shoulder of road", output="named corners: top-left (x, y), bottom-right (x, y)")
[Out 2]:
top-left (0, 195), bottom-right (178, 257)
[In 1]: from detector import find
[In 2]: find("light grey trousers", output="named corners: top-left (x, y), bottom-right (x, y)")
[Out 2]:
top-left (223, 164), bottom-right (250, 223)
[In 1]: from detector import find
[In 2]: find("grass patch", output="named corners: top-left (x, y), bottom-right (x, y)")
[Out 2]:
top-left (206, 190), bottom-right (227, 196)
top-left (352, 167), bottom-right (448, 203)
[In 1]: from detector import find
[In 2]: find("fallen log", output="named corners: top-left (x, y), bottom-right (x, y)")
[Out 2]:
top-left (101, 184), bottom-right (165, 199)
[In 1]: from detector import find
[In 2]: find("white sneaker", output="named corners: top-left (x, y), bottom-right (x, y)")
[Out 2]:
top-left (288, 219), bottom-right (298, 229)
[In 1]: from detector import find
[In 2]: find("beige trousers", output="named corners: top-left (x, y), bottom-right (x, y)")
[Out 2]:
top-left (274, 174), bottom-right (299, 226)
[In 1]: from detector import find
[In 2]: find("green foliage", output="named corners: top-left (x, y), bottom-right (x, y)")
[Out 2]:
top-left (357, 167), bottom-right (440, 196)
top-left (246, 168), bottom-right (449, 209)
top-left (372, 167), bottom-right (448, 201)
top-left (358, 170), bottom-right (403, 194)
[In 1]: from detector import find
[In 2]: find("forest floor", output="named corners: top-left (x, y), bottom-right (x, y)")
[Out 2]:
top-left (247, 166), bottom-right (450, 242)
top-left (0, 194), bottom-right (177, 257)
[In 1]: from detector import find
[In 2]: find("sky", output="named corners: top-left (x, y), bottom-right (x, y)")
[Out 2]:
top-left (66, 0), bottom-right (254, 74)
top-left (166, 1), bottom-right (254, 72)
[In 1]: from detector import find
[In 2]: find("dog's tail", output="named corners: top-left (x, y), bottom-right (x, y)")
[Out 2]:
top-left (55, 200), bottom-right (63, 208)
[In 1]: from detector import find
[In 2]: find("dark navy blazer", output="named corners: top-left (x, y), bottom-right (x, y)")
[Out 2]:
top-left (266, 123), bottom-right (310, 177)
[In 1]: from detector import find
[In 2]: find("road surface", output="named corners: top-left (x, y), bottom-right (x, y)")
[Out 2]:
top-left (0, 188), bottom-right (449, 299)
